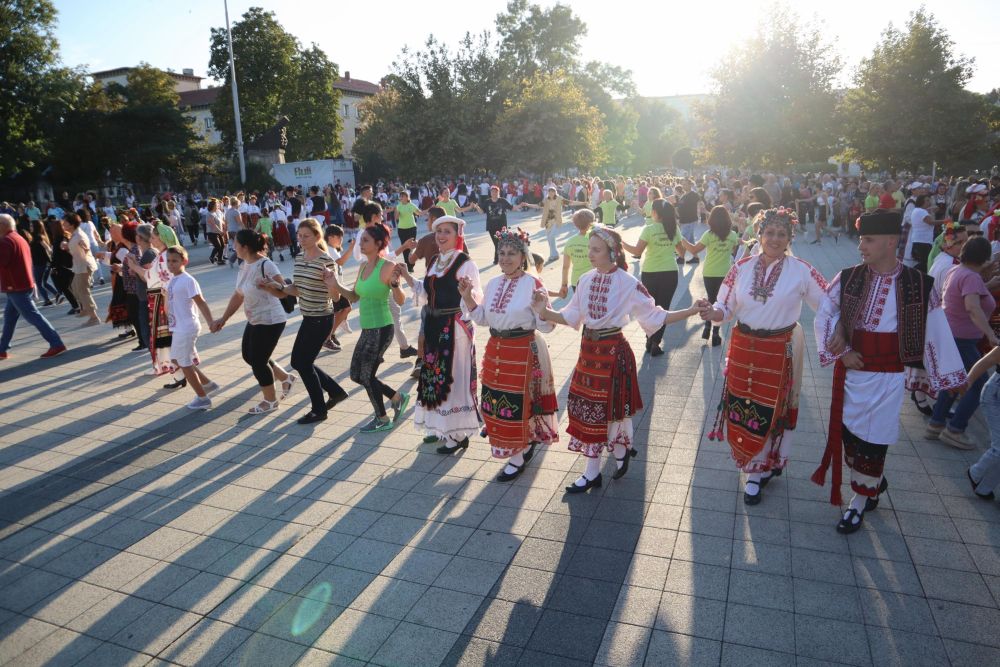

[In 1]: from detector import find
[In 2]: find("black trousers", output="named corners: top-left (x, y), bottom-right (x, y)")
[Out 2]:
top-left (486, 219), bottom-right (506, 263)
top-left (641, 270), bottom-right (679, 347)
top-left (51, 268), bottom-right (79, 308)
top-left (242, 322), bottom-right (286, 386)
top-left (398, 226), bottom-right (417, 269)
top-left (207, 232), bottom-right (225, 263)
top-left (350, 324), bottom-right (396, 418)
top-left (911, 242), bottom-right (932, 273)
top-left (703, 276), bottom-right (724, 303)
top-left (291, 314), bottom-right (346, 415)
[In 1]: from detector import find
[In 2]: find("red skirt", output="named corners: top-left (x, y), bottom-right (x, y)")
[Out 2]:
top-left (481, 334), bottom-right (558, 457)
top-left (273, 222), bottom-right (291, 247)
top-left (566, 334), bottom-right (642, 446)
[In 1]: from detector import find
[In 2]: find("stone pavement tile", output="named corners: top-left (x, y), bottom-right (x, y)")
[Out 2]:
top-left (242, 518), bottom-right (313, 551)
top-left (41, 540), bottom-right (120, 580)
top-left (967, 542), bottom-right (1000, 577)
top-left (0, 615), bottom-right (61, 665)
top-left (478, 506), bottom-right (540, 537)
top-left (332, 537), bottom-right (403, 575)
top-left (125, 526), bottom-right (199, 561)
top-left (564, 545), bottom-right (631, 583)
top-left (117, 561), bottom-right (200, 603)
top-left (722, 603), bottom-right (795, 653)
top-left (793, 578), bottom-right (863, 623)
top-left (610, 584), bottom-right (662, 628)
top-left (593, 621), bottom-right (651, 666)
top-left (249, 554), bottom-right (327, 596)
top-left (256, 595), bottom-right (344, 647)
top-left (349, 575), bottom-right (427, 621)
top-left (791, 547), bottom-right (855, 586)
top-left (510, 536), bottom-right (576, 573)
top-left (157, 618), bottom-right (252, 667)
top-left (362, 513), bottom-right (430, 546)
top-left (73, 641), bottom-right (152, 667)
top-left (110, 603), bottom-right (201, 655)
top-left (720, 642), bottom-right (795, 667)
top-left (318, 505), bottom-right (381, 536)
top-left (789, 521), bottom-right (851, 554)
top-left (524, 608), bottom-right (606, 662)
top-left (441, 635), bottom-right (522, 667)
top-left (301, 564), bottom-right (375, 607)
top-left (732, 514), bottom-right (790, 546)
top-left (458, 529), bottom-right (524, 564)
top-left (404, 586), bottom-right (482, 633)
top-left (495, 485), bottom-right (557, 514)
top-left (65, 591), bottom-right (155, 640)
top-left (88, 517), bottom-right (161, 549)
top-left (680, 507), bottom-right (736, 539)
top-left (731, 538), bottom-right (792, 576)
top-left (352, 486), bottom-right (408, 513)
top-left (643, 502), bottom-right (684, 531)
top-left (654, 591), bottom-right (725, 640)
top-left (371, 621), bottom-right (459, 667)
top-left (222, 632), bottom-right (307, 667)
top-left (294, 647), bottom-right (367, 666)
top-left (286, 527), bottom-right (356, 564)
top-left (198, 542), bottom-right (277, 583)
top-left (632, 526), bottom-right (676, 559)
top-left (904, 535), bottom-right (976, 570)
top-left (644, 629), bottom-right (721, 666)
top-left (12, 626), bottom-right (103, 667)
top-left (846, 527), bottom-right (912, 563)
top-left (856, 588), bottom-right (934, 634)
top-left (490, 565), bottom-right (560, 607)
top-left (728, 570), bottom-right (794, 612)
top-left (794, 613), bottom-right (871, 666)
top-left (623, 553), bottom-right (669, 591)
top-left (27, 580), bottom-right (112, 626)
top-left (433, 556), bottom-right (507, 596)
top-left (378, 545), bottom-right (454, 586)
top-left (664, 559), bottom-right (729, 601)
top-left (547, 574), bottom-right (620, 620)
top-left (686, 486), bottom-right (737, 513)
top-left (161, 571), bottom-right (244, 616)
top-left (952, 517), bottom-right (1000, 548)
top-left (914, 564), bottom-right (994, 606)
top-left (942, 638), bottom-right (1000, 666)
top-left (894, 510), bottom-right (961, 541)
top-left (0, 566), bottom-right (71, 613)
top-left (671, 532), bottom-right (733, 567)
top-left (209, 512), bottom-right (273, 544)
top-left (525, 511), bottom-right (588, 543)
top-left (408, 521), bottom-right (476, 556)
top-left (463, 598), bottom-right (542, 647)
top-left (593, 497), bottom-right (650, 525)
top-left (206, 583), bottom-right (291, 631)
top-left (164, 504), bottom-right (234, 535)
top-left (930, 599), bottom-right (1000, 648)
top-left (81, 551), bottom-right (160, 590)
top-left (851, 557), bottom-right (923, 596)
top-left (866, 626), bottom-right (947, 667)
top-left (580, 519), bottom-right (643, 553)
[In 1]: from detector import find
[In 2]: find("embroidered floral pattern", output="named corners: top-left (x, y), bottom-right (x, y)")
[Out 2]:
top-left (749, 256), bottom-right (784, 303)
top-left (587, 272), bottom-right (614, 320)
top-left (489, 274), bottom-right (521, 313)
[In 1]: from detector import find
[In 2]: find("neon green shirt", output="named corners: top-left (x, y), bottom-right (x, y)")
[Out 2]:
top-left (892, 191), bottom-right (904, 209)
top-left (642, 200), bottom-right (653, 223)
top-left (864, 194), bottom-right (879, 212)
top-left (437, 199), bottom-right (458, 217)
top-left (396, 202), bottom-right (419, 230)
top-left (255, 216), bottom-right (273, 236)
top-left (927, 231), bottom-right (945, 269)
top-left (639, 222), bottom-right (681, 273)
top-left (564, 231), bottom-right (591, 287)
top-left (597, 200), bottom-right (619, 226)
top-left (698, 229), bottom-right (740, 278)
top-left (356, 259), bottom-right (392, 329)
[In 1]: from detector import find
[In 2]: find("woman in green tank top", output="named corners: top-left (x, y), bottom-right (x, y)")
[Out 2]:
top-left (325, 223), bottom-right (410, 432)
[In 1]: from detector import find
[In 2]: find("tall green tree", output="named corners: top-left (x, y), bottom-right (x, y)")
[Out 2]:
top-left (0, 0), bottom-right (84, 177)
top-left (630, 99), bottom-right (685, 172)
top-left (697, 5), bottom-right (841, 170)
top-left (840, 8), bottom-right (988, 172)
top-left (495, 0), bottom-right (584, 78)
top-left (208, 7), bottom-right (342, 162)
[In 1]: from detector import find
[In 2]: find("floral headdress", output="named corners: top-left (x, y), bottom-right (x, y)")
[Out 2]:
top-left (494, 226), bottom-right (531, 255)
top-left (758, 207), bottom-right (798, 235)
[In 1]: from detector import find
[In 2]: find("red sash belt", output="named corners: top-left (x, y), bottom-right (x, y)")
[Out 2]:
top-left (812, 331), bottom-right (901, 505)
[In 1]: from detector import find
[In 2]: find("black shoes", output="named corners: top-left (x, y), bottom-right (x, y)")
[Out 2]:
top-left (400, 346), bottom-right (418, 359)
top-left (837, 508), bottom-right (864, 534)
top-left (711, 329), bottom-right (722, 347)
top-left (496, 443), bottom-right (537, 483)
top-left (324, 390), bottom-right (349, 410)
top-left (743, 479), bottom-right (762, 505)
top-left (163, 378), bottom-right (187, 389)
top-left (864, 477), bottom-right (889, 511)
top-left (437, 437), bottom-right (469, 455)
top-left (701, 321), bottom-right (711, 340)
top-left (565, 473), bottom-right (602, 494)
top-left (118, 330), bottom-right (136, 340)
top-left (910, 391), bottom-right (933, 416)
top-left (612, 448), bottom-right (638, 480)
top-left (297, 411), bottom-right (328, 425)
top-left (132, 343), bottom-right (146, 352)
top-left (967, 469), bottom-right (995, 500)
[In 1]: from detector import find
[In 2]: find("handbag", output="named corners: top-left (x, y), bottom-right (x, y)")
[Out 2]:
top-left (261, 261), bottom-right (296, 314)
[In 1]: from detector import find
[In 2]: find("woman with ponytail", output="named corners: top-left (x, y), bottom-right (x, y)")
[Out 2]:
top-left (681, 205), bottom-right (740, 346)
top-left (212, 228), bottom-right (296, 414)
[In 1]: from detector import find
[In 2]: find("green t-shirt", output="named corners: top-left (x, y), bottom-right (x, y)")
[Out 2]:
top-left (864, 194), bottom-right (879, 212)
top-left (699, 229), bottom-right (740, 278)
top-left (437, 199), bottom-right (458, 217)
top-left (255, 216), bottom-right (273, 236)
top-left (597, 200), bottom-right (619, 226)
top-left (892, 191), bottom-right (905, 209)
top-left (639, 222), bottom-right (681, 273)
top-left (927, 231), bottom-right (945, 270)
top-left (564, 231), bottom-right (591, 287)
top-left (642, 200), bottom-right (654, 222)
top-left (396, 202), bottom-right (419, 229)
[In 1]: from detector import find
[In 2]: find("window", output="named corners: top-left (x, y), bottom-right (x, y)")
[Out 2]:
top-left (204, 116), bottom-right (214, 130)
top-left (343, 104), bottom-right (350, 118)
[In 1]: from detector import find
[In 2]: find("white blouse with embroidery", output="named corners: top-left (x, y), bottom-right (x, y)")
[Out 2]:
top-left (471, 273), bottom-right (554, 333)
top-left (560, 267), bottom-right (668, 335)
top-left (411, 251), bottom-right (483, 316)
top-left (713, 254), bottom-right (828, 330)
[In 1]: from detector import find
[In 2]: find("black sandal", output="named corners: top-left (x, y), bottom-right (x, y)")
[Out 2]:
top-left (743, 480), bottom-right (762, 505)
top-left (864, 477), bottom-right (889, 512)
top-left (612, 448), bottom-right (638, 480)
top-left (836, 508), bottom-right (864, 534)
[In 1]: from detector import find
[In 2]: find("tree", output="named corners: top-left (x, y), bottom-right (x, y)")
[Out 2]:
top-left (840, 8), bottom-right (988, 172)
top-left (630, 99), bottom-right (685, 172)
top-left (208, 7), bottom-right (342, 162)
top-left (492, 71), bottom-right (606, 176)
top-left (496, 0), bottom-right (585, 78)
top-left (0, 0), bottom-right (84, 177)
top-left (123, 63), bottom-right (180, 107)
top-left (697, 5), bottom-right (842, 170)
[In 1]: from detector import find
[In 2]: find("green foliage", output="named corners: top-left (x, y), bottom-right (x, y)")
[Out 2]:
top-left (697, 4), bottom-right (841, 170)
top-left (227, 162), bottom-right (281, 193)
top-left (840, 8), bottom-right (989, 173)
top-left (208, 7), bottom-right (342, 162)
top-left (125, 63), bottom-right (181, 107)
top-left (673, 147), bottom-right (695, 172)
top-left (496, 0), bottom-right (584, 77)
top-left (629, 99), bottom-right (685, 172)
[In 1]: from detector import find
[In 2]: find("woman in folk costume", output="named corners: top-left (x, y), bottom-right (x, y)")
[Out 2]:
top-left (702, 208), bottom-right (828, 505)
top-left (458, 227), bottom-right (559, 482)
top-left (104, 222), bottom-right (133, 336)
top-left (147, 225), bottom-right (187, 383)
top-left (530, 225), bottom-right (707, 493)
top-left (396, 215), bottom-right (483, 453)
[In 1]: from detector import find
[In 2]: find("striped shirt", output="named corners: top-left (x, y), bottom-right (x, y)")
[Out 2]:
top-left (293, 253), bottom-right (336, 316)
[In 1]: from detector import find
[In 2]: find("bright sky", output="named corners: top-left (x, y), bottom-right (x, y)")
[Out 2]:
top-left (54, 0), bottom-right (998, 96)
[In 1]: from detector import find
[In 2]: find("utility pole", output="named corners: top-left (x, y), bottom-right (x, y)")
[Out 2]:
top-left (224, 0), bottom-right (246, 184)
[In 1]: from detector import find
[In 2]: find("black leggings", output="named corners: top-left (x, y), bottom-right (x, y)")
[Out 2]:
top-left (398, 226), bottom-right (417, 269)
top-left (911, 242), bottom-right (931, 273)
top-left (207, 232), bottom-right (225, 262)
top-left (242, 322), bottom-right (286, 385)
top-left (641, 270), bottom-right (679, 347)
top-left (51, 268), bottom-right (79, 308)
top-left (703, 276), bottom-right (724, 303)
top-left (350, 324), bottom-right (396, 418)
top-left (291, 314), bottom-right (345, 415)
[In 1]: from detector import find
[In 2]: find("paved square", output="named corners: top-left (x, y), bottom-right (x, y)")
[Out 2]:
top-left (0, 210), bottom-right (996, 666)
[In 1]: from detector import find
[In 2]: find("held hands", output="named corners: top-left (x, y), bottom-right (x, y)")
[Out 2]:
top-left (209, 318), bottom-right (225, 333)
top-left (530, 289), bottom-right (547, 314)
top-left (827, 325), bottom-right (849, 355)
top-left (322, 266), bottom-right (340, 290)
top-left (699, 305), bottom-right (723, 323)
top-left (841, 350), bottom-right (864, 370)
top-left (399, 238), bottom-right (417, 252)
top-left (457, 276), bottom-right (474, 299)
top-left (558, 285), bottom-right (568, 299)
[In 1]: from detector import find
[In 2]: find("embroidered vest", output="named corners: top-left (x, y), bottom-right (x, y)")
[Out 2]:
top-left (839, 263), bottom-right (931, 366)
top-left (426, 253), bottom-right (469, 311)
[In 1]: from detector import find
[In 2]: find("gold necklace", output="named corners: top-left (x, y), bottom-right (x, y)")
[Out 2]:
top-left (435, 250), bottom-right (456, 271)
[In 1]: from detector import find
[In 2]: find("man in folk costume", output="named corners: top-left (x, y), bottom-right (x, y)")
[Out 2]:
top-left (812, 210), bottom-right (967, 534)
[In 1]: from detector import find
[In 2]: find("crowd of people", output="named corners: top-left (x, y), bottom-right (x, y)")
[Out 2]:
top-left (3, 165), bottom-right (1000, 534)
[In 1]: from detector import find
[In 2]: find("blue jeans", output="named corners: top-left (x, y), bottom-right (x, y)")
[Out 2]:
top-left (971, 373), bottom-right (1000, 494)
top-left (0, 290), bottom-right (64, 353)
top-left (930, 338), bottom-right (985, 433)
top-left (32, 265), bottom-right (58, 301)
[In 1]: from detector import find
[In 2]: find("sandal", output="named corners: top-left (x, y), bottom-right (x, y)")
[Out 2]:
top-left (280, 374), bottom-right (298, 400)
top-left (249, 399), bottom-right (280, 415)
top-left (836, 508), bottom-right (865, 534)
top-left (743, 480), bottom-right (762, 505)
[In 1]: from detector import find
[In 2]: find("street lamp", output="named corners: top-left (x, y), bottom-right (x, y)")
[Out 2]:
top-left (224, 0), bottom-right (246, 184)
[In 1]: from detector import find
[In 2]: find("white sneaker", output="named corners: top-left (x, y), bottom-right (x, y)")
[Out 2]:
top-left (186, 396), bottom-right (212, 410)
top-left (203, 381), bottom-right (221, 395)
